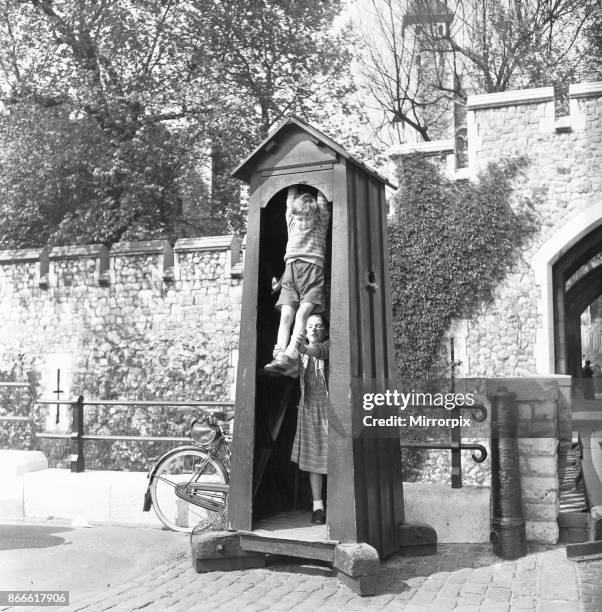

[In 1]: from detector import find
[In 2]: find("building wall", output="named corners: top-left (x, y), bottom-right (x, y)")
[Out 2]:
top-left (0, 237), bottom-right (243, 461)
top-left (389, 82), bottom-right (601, 544)
top-left (390, 82), bottom-right (602, 377)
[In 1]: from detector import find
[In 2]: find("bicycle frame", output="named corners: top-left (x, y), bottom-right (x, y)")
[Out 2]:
top-left (144, 419), bottom-right (232, 521)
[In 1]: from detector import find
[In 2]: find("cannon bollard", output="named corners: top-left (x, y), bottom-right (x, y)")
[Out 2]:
top-left (488, 386), bottom-right (527, 559)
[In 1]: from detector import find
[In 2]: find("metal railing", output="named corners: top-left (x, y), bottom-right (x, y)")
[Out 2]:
top-left (399, 403), bottom-right (489, 488)
top-left (34, 397), bottom-right (234, 473)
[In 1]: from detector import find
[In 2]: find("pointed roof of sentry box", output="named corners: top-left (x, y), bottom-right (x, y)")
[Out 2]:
top-left (231, 115), bottom-right (396, 189)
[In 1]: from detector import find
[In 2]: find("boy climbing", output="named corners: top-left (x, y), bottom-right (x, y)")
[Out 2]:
top-left (264, 185), bottom-right (330, 376)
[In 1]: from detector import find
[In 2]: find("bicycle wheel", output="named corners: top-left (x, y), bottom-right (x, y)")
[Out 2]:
top-left (150, 448), bottom-right (228, 533)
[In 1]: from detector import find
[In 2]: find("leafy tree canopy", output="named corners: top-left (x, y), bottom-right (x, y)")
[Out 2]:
top-left (0, 0), bottom-right (364, 247)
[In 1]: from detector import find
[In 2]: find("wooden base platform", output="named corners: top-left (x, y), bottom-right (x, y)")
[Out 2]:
top-left (239, 511), bottom-right (338, 562)
top-left (192, 512), bottom-right (436, 596)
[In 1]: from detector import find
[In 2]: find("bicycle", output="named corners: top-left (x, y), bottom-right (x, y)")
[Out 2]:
top-left (143, 410), bottom-right (233, 533)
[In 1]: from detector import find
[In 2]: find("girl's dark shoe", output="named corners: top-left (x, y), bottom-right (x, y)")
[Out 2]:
top-left (311, 509), bottom-right (326, 524)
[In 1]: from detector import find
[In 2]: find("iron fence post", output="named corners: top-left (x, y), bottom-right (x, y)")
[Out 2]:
top-left (450, 337), bottom-right (462, 488)
top-left (70, 395), bottom-right (85, 473)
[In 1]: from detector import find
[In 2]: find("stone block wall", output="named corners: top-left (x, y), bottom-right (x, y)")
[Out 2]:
top-left (390, 82), bottom-right (602, 377)
top-left (0, 236), bottom-right (243, 467)
top-left (487, 377), bottom-right (571, 544)
top-left (459, 84), bottom-right (602, 377)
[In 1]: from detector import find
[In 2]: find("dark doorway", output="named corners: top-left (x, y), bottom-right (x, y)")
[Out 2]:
top-left (553, 225), bottom-right (602, 376)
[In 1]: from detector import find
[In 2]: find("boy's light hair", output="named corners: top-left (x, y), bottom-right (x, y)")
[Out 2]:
top-left (291, 193), bottom-right (318, 217)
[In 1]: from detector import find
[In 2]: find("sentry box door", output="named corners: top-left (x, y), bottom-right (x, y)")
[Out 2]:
top-left (229, 116), bottom-right (404, 558)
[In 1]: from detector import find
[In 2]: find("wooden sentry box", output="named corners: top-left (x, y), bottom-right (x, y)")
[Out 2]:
top-left (194, 117), bottom-right (435, 592)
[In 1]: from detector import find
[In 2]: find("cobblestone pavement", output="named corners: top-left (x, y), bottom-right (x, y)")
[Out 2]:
top-left (4, 542), bottom-right (600, 612)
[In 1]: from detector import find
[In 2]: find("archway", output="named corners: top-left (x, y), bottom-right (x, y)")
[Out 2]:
top-left (552, 225), bottom-right (602, 376)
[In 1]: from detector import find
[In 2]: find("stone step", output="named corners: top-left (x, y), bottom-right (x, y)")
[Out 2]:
top-left (559, 511), bottom-right (591, 544)
top-left (559, 526), bottom-right (591, 543)
top-left (559, 512), bottom-right (590, 528)
top-left (565, 539), bottom-right (602, 561)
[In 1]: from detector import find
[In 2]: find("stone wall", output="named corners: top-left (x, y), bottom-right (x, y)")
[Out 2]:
top-left (0, 237), bottom-right (243, 467)
top-left (390, 82), bottom-right (602, 378)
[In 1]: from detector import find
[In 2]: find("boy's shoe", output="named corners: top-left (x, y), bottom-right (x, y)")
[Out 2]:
top-left (311, 509), bottom-right (326, 525)
top-left (264, 354), bottom-right (298, 377)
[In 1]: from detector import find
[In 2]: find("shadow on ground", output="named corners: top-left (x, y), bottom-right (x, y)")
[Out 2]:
top-left (0, 524), bottom-right (73, 550)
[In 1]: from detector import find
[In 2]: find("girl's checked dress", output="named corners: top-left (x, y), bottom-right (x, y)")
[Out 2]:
top-left (291, 341), bottom-right (329, 474)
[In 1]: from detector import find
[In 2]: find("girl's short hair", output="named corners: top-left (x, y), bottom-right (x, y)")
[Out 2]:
top-left (291, 193), bottom-right (318, 216)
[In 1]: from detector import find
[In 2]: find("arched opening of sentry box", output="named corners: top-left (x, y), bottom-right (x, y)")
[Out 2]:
top-left (251, 184), bottom-right (332, 524)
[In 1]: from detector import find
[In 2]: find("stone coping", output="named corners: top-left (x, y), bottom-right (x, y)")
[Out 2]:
top-left (486, 376), bottom-right (572, 401)
top-left (0, 237), bottom-right (245, 266)
top-left (174, 236), bottom-right (240, 253)
top-left (569, 82), bottom-right (602, 98)
top-left (0, 247), bottom-right (48, 263)
top-left (389, 139), bottom-right (454, 157)
top-left (467, 87), bottom-right (554, 110)
top-left (49, 244), bottom-right (109, 260)
top-left (109, 239), bottom-right (171, 256)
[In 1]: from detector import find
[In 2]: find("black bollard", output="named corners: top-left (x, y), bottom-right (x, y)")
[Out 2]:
top-left (488, 386), bottom-right (527, 559)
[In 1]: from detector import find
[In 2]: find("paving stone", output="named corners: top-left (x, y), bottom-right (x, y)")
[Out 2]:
top-left (485, 587), bottom-right (511, 602)
top-left (439, 582), bottom-right (462, 597)
top-left (510, 594), bottom-right (537, 609)
top-left (18, 541), bottom-right (600, 610)
top-left (430, 596), bottom-right (458, 610)
top-left (409, 589), bottom-right (437, 604)
top-left (536, 602), bottom-right (582, 612)
top-left (482, 603), bottom-right (510, 612)
top-left (457, 593), bottom-right (484, 606)
top-left (421, 579), bottom-right (447, 591)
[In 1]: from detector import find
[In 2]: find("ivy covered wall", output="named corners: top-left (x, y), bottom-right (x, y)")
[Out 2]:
top-left (390, 83), bottom-right (602, 378)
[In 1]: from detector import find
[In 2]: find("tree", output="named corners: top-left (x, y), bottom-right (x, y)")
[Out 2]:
top-left (357, 0), bottom-right (601, 144)
top-left (0, 0), bottom-right (359, 247)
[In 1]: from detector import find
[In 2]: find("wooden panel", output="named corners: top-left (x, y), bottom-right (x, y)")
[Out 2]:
top-left (244, 510), bottom-right (335, 542)
top-left (258, 168), bottom-right (333, 208)
top-left (347, 168), bottom-right (405, 558)
top-left (327, 159), bottom-right (360, 544)
top-left (257, 127), bottom-right (338, 173)
top-left (229, 178), bottom-right (261, 531)
top-left (353, 169), bottom-right (382, 551)
top-left (239, 534), bottom-right (335, 562)
top-left (378, 182), bottom-right (406, 530)
top-left (368, 177), bottom-right (399, 557)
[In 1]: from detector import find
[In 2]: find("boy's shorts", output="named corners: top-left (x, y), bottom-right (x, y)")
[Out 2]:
top-left (276, 260), bottom-right (324, 312)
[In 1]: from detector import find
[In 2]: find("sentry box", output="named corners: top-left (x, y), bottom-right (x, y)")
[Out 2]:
top-left (192, 117), bottom-right (435, 594)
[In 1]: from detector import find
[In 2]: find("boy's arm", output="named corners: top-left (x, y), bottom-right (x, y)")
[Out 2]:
top-left (317, 191), bottom-right (331, 227)
top-left (286, 186), bottom-right (299, 223)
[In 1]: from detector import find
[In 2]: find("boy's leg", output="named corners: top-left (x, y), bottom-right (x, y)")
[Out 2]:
top-left (275, 305), bottom-right (296, 352)
top-left (284, 302), bottom-right (315, 358)
top-left (265, 305), bottom-right (297, 373)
